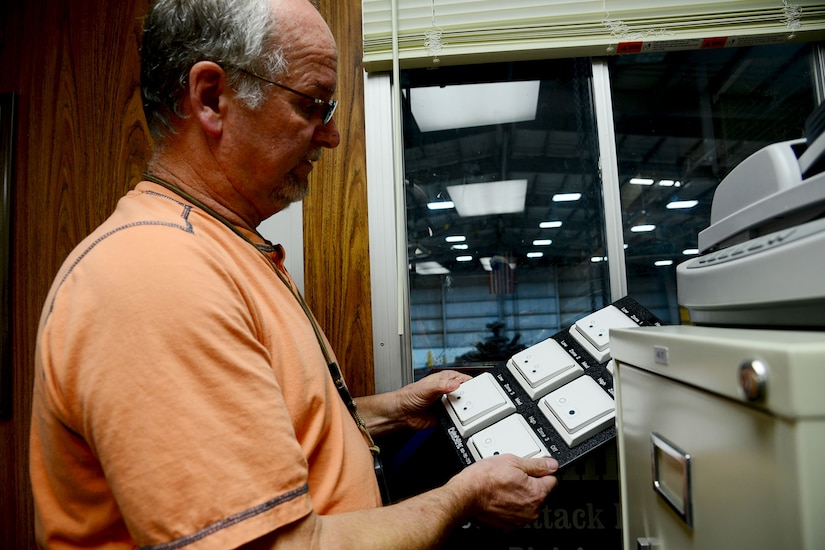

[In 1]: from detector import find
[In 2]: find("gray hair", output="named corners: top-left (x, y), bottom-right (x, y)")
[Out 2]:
top-left (140, 0), bottom-right (289, 140)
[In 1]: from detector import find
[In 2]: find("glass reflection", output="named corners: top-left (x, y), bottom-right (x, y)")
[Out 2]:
top-left (402, 60), bottom-right (609, 378)
top-left (609, 43), bottom-right (816, 323)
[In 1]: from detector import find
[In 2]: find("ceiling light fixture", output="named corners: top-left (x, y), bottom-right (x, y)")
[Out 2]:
top-left (480, 256), bottom-right (517, 271)
top-left (666, 200), bottom-right (698, 209)
top-left (552, 193), bottom-right (582, 202)
top-left (532, 239), bottom-right (553, 246)
top-left (539, 220), bottom-right (563, 228)
top-left (416, 261), bottom-right (450, 275)
top-left (629, 177), bottom-right (654, 185)
top-left (410, 80), bottom-right (541, 132)
top-left (427, 200), bottom-right (455, 210)
top-left (445, 235), bottom-right (466, 242)
top-left (447, 180), bottom-right (528, 217)
top-left (631, 224), bottom-right (656, 232)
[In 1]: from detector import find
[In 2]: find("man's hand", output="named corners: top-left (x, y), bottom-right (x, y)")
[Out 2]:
top-left (394, 370), bottom-right (472, 430)
top-left (450, 454), bottom-right (559, 530)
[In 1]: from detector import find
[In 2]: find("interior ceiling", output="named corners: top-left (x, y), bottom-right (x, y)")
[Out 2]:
top-left (401, 44), bottom-right (814, 276)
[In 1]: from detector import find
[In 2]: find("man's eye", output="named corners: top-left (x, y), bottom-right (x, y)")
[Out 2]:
top-left (302, 103), bottom-right (323, 115)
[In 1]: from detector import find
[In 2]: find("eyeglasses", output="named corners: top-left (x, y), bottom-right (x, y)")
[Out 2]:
top-left (237, 68), bottom-right (338, 125)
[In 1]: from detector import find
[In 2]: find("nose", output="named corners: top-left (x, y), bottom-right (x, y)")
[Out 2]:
top-left (314, 118), bottom-right (340, 149)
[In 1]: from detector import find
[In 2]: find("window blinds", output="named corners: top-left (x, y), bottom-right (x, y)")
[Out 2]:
top-left (362, 0), bottom-right (825, 70)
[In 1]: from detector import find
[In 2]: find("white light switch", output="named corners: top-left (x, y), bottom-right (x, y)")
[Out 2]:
top-left (506, 337), bottom-right (583, 399)
top-left (569, 305), bottom-right (637, 363)
top-left (468, 413), bottom-right (549, 461)
top-left (538, 375), bottom-right (615, 447)
top-left (442, 372), bottom-right (516, 437)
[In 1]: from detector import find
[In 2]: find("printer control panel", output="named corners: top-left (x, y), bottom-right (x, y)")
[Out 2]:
top-left (684, 215), bottom-right (825, 270)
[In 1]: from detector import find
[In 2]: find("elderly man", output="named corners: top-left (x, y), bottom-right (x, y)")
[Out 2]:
top-left (29, 0), bottom-right (559, 548)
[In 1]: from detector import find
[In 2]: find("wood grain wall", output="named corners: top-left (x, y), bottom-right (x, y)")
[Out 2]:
top-left (307, 1), bottom-right (375, 396)
top-left (0, 0), bottom-right (372, 546)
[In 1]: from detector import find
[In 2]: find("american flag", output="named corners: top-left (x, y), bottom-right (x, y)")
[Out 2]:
top-left (489, 255), bottom-right (516, 295)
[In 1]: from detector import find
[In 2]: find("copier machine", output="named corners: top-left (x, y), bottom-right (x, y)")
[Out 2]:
top-left (610, 103), bottom-right (825, 549)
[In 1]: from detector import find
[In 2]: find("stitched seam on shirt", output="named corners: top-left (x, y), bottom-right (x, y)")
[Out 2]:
top-left (46, 198), bottom-right (194, 317)
top-left (139, 484), bottom-right (310, 550)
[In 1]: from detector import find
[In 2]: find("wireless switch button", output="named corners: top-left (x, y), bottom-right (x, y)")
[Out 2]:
top-left (441, 372), bottom-right (516, 437)
top-left (446, 379), bottom-right (506, 424)
top-left (538, 375), bottom-right (615, 447)
top-left (506, 337), bottom-right (583, 399)
top-left (569, 305), bottom-right (637, 363)
top-left (468, 414), bottom-right (550, 461)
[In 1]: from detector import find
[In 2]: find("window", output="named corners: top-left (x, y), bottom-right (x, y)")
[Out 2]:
top-left (610, 43), bottom-right (816, 323)
top-left (401, 59), bottom-right (609, 377)
top-left (369, 42), bottom-right (820, 384)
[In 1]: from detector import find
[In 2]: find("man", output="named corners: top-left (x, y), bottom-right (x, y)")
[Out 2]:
top-left (29, 0), bottom-right (559, 548)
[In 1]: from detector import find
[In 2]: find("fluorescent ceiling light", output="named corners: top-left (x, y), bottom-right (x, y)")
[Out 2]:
top-left (456, 255), bottom-right (473, 262)
top-left (629, 177), bottom-right (655, 185)
top-left (539, 220), bottom-right (563, 228)
top-left (427, 201), bottom-right (455, 210)
top-left (552, 193), bottom-right (581, 202)
top-left (591, 256), bottom-right (608, 263)
top-left (447, 179), bottom-right (527, 217)
top-left (667, 200), bottom-right (698, 209)
top-left (682, 248), bottom-right (699, 255)
top-left (416, 261), bottom-right (450, 275)
top-left (445, 235), bottom-right (466, 242)
top-left (450, 244), bottom-right (468, 250)
top-left (532, 239), bottom-right (552, 246)
top-left (480, 256), bottom-right (517, 271)
top-left (631, 224), bottom-right (656, 232)
top-left (658, 179), bottom-right (683, 187)
top-left (527, 252), bottom-right (544, 258)
top-left (655, 260), bottom-right (674, 266)
top-left (410, 80), bottom-right (540, 132)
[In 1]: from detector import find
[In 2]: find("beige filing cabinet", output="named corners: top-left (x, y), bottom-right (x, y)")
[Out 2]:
top-left (610, 325), bottom-right (825, 550)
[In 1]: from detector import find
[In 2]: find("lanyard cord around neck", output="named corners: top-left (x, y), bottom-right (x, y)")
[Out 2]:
top-left (142, 173), bottom-right (380, 456)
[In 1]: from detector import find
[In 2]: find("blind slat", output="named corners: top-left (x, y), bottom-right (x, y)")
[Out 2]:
top-left (363, 0), bottom-right (825, 70)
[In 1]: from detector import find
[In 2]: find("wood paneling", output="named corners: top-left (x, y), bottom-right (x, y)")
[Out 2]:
top-left (1, 1), bottom-right (150, 546)
top-left (0, 0), bottom-right (372, 546)
top-left (305, 1), bottom-right (374, 396)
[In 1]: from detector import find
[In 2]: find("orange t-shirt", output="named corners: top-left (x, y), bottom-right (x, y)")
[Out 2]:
top-left (30, 181), bottom-right (381, 549)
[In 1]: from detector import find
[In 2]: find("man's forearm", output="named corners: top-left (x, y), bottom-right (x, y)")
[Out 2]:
top-left (353, 370), bottom-right (470, 437)
top-left (354, 392), bottom-right (408, 437)
top-left (243, 475), bottom-right (471, 550)
top-left (242, 453), bottom-right (559, 550)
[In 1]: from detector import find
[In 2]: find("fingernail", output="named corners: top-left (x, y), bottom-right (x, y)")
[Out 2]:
top-left (547, 458), bottom-right (559, 471)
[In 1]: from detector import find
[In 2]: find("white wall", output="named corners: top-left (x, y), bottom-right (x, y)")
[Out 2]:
top-left (257, 201), bottom-right (304, 295)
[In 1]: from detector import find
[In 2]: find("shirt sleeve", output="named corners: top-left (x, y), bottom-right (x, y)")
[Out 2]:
top-left (37, 221), bottom-right (314, 548)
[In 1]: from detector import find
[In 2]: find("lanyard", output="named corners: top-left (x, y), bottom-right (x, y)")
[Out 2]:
top-left (141, 173), bottom-right (382, 459)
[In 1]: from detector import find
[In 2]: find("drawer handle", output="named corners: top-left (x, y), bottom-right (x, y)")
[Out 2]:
top-left (650, 432), bottom-right (693, 528)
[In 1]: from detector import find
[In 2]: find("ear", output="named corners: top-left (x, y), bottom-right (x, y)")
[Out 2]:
top-left (188, 61), bottom-right (228, 138)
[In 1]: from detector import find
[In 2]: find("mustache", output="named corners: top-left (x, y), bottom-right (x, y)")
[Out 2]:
top-left (306, 149), bottom-right (323, 163)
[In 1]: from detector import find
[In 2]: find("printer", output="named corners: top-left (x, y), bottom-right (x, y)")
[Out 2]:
top-left (676, 103), bottom-right (825, 328)
top-left (609, 103), bottom-right (825, 549)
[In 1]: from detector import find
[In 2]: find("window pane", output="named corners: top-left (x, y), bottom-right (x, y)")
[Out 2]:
top-left (609, 44), bottom-right (816, 324)
top-left (402, 59), bottom-right (608, 379)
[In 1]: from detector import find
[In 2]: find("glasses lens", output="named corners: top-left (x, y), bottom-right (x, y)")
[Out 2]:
top-left (324, 100), bottom-right (339, 125)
